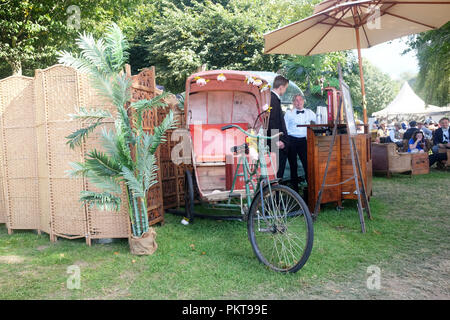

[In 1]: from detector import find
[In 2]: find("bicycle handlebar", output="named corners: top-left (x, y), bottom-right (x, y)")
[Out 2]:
top-left (221, 124), bottom-right (282, 140)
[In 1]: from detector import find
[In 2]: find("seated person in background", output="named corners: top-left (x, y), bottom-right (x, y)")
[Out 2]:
top-left (376, 122), bottom-right (389, 143)
top-left (403, 120), bottom-right (419, 141)
top-left (432, 117), bottom-right (450, 154)
top-left (408, 131), bottom-right (425, 153)
top-left (429, 151), bottom-right (448, 168)
top-left (428, 120), bottom-right (437, 131)
top-left (400, 122), bottom-right (407, 133)
top-left (417, 121), bottom-right (432, 140)
top-left (388, 122), bottom-right (403, 148)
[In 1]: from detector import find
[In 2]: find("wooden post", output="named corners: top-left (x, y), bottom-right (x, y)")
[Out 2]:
top-left (355, 27), bottom-right (368, 124)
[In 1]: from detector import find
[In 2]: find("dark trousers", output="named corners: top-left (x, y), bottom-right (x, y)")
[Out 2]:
top-left (276, 148), bottom-right (289, 180)
top-left (288, 136), bottom-right (308, 193)
top-left (429, 152), bottom-right (447, 167)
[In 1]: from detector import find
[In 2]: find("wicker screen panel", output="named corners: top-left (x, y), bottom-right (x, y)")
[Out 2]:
top-left (77, 72), bottom-right (130, 243)
top-left (36, 66), bottom-right (88, 239)
top-left (130, 67), bottom-right (164, 225)
top-left (0, 150), bottom-right (5, 224)
top-left (0, 109), bottom-right (6, 224)
top-left (0, 76), bottom-right (40, 232)
top-left (34, 70), bottom-right (52, 236)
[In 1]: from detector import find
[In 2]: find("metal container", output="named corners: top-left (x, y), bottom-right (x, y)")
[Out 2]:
top-left (316, 106), bottom-right (328, 125)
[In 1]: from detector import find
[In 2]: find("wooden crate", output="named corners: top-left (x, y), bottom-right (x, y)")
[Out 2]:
top-left (307, 127), bottom-right (372, 213)
top-left (411, 152), bottom-right (429, 175)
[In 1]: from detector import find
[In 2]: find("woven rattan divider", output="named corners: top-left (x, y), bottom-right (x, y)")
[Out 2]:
top-left (130, 66), bottom-right (164, 225)
top-left (0, 151), bottom-right (5, 224)
top-left (0, 134), bottom-right (5, 224)
top-left (35, 66), bottom-right (88, 241)
top-left (0, 76), bottom-right (40, 234)
top-left (35, 65), bottom-right (131, 244)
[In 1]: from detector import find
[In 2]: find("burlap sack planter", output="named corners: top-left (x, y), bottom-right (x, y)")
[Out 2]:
top-left (129, 227), bottom-right (158, 255)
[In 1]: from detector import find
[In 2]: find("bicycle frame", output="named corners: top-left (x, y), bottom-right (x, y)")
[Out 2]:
top-left (223, 124), bottom-right (280, 216)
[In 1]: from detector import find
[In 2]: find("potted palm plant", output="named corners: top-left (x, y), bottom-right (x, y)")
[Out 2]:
top-left (58, 23), bottom-right (176, 255)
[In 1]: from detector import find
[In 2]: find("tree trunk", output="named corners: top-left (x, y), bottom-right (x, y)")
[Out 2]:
top-left (9, 59), bottom-right (22, 76)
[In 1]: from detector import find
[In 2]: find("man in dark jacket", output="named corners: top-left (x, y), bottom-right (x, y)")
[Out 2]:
top-left (403, 120), bottom-right (419, 141)
top-left (432, 117), bottom-right (450, 154)
top-left (267, 75), bottom-right (289, 180)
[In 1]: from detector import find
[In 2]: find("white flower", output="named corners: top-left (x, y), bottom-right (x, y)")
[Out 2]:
top-left (262, 104), bottom-right (269, 111)
top-left (217, 73), bottom-right (226, 82)
top-left (253, 79), bottom-right (263, 86)
top-left (260, 84), bottom-right (270, 92)
top-left (195, 77), bottom-right (209, 86)
top-left (245, 75), bottom-right (254, 84)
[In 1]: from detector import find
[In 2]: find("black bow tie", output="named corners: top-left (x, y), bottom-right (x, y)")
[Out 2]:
top-left (296, 110), bottom-right (305, 114)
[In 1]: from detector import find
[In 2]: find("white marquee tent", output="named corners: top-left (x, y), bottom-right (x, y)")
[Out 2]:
top-left (372, 82), bottom-right (446, 121)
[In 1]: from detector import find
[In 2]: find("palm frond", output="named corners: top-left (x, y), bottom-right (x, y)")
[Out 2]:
top-left (80, 190), bottom-right (122, 212)
top-left (68, 107), bottom-right (112, 122)
top-left (85, 149), bottom-right (122, 177)
top-left (149, 110), bottom-right (178, 154)
top-left (58, 50), bottom-right (94, 74)
top-left (130, 91), bottom-right (170, 113)
top-left (85, 172), bottom-right (123, 195)
top-left (75, 31), bottom-right (112, 75)
top-left (121, 167), bottom-right (144, 198)
top-left (104, 22), bottom-right (130, 72)
top-left (66, 121), bottom-right (104, 149)
top-left (141, 154), bottom-right (158, 192)
top-left (66, 161), bottom-right (90, 177)
top-left (111, 73), bottom-right (131, 108)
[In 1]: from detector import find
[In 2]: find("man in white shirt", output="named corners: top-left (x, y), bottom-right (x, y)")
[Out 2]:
top-left (284, 94), bottom-right (316, 196)
top-left (388, 122), bottom-right (403, 148)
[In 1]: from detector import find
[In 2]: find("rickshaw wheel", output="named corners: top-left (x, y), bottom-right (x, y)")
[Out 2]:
top-left (247, 184), bottom-right (313, 273)
top-left (184, 170), bottom-right (195, 223)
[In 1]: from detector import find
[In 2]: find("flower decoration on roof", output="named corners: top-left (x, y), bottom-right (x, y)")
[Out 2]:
top-left (217, 73), bottom-right (226, 82)
top-left (260, 83), bottom-right (271, 92)
top-left (253, 78), bottom-right (263, 87)
top-left (245, 75), bottom-right (254, 85)
top-left (194, 76), bottom-right (209, 86)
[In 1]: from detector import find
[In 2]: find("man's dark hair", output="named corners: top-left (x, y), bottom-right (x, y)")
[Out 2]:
top-left (273, 75), bottom-right (289, 89)
top-left (409, 120), bottom-right (417, 127)
top-left (439, 117), bottom-right (449, 123)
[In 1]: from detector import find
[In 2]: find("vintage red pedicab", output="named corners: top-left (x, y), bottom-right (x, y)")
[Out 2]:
top-left (182, 70), bottom-right (313, 272)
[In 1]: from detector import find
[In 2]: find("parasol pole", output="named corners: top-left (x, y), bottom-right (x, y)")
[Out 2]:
top-left (355, 26), bottom-right (368, 124)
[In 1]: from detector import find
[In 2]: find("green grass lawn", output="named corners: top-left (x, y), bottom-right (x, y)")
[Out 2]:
top-left (0, 169), bottom-right (449, 299)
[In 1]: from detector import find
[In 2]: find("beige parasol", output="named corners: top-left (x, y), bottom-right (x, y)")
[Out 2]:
top-left (264, 0), bottom-right (450, 123)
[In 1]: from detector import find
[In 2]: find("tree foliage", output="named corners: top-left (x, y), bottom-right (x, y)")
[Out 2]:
top-left (405, 22), bottom-right (450, 107)
top-left (344, 57), bottom-right (400, 118)
top-left (0, 0), bottom-right (146, 77)
top-left (139, 0), bottom-right (320, 92)
top-left (281, 52), bottom-right (347, 110)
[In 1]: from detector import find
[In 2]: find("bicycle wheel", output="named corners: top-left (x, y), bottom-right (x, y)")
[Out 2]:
top-left (184, 170), bottom-right (195, 223)
top-left (247, 184), bottom-right (313, 273)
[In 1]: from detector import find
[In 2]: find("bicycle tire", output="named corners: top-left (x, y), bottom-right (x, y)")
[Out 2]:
top-left (247, 184), bottom-right (313, 273)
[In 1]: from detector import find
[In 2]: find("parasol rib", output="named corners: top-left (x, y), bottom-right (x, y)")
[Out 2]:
top-left (356, 5), bottom-right (372, 47)
top-left (306, 6), bottom-right (353, 55)
top-left (383, 11), bottom-right (439, 29)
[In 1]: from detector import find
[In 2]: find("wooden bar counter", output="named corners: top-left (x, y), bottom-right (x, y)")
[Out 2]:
top-left (304, 125), bottom-right (372, 213)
